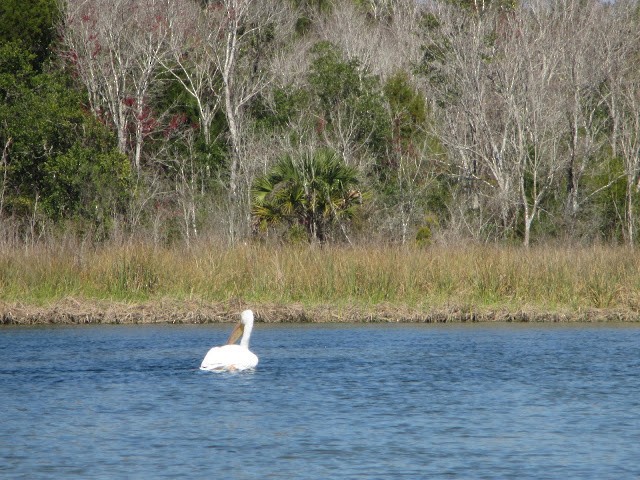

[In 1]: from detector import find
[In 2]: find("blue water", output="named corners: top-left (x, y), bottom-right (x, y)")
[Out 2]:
top-left (1, 323), bottom-right (639, 479)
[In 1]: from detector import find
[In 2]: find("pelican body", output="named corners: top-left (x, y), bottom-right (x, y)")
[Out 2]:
top-left (200, 310), bottom-right (258, 371)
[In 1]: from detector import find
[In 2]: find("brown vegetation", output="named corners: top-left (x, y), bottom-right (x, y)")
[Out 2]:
top-left (1, 299), bottom-right (637, 326)
top-left (1, 242), bottom-right (639, 324)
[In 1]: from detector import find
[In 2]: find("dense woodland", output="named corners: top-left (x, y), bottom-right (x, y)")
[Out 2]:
top-left (2, 0), bottom-right (640, 248)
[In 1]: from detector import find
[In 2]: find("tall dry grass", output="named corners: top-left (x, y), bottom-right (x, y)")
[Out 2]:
top-left (1, 241), bottom-right (639, 312)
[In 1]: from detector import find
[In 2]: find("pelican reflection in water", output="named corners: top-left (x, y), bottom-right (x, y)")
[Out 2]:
top-left (200, 309), bottom-right (259, 371)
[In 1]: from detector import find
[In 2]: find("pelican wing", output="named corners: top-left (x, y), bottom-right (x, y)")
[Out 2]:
top-left (200, 344), bottom-right (258, 371)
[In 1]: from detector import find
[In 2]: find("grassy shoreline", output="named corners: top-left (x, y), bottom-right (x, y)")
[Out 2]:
top-left (2, 243), bottom-right (640, 324)
top-left (1, 299), bottom-right (638, 325)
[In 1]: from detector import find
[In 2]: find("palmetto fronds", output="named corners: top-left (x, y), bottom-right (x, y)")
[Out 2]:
top-left (252, 148), bottom-right (362, 242)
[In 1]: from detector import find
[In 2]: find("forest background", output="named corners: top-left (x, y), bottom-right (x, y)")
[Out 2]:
top-left (2, 0), bottom-right (640, 323)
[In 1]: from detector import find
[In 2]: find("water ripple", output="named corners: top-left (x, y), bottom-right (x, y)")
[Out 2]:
top-left (1, 323), bottom-right (639, 478)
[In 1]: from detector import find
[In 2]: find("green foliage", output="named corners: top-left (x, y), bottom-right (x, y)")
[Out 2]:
top-left (252, 148), bottom-right (363, 242)
top-left (0, 0), bottom-right (59, 68)
top-left (0, 41), bottom-right (35, 87)
top-left (43, 145), bottom-right (131, 221)
top-left (151, 72), bottom-right (229, 183)
top-left (587, 155), bottom-right (628, 243)
top-left (286, 223), bottom-right (310, 244)
top-left (250, 86), bottom-right (311, 133)
top-left (415, 16), bottom-right (453, 99)
top-left (308, 42), bottom-right (391, 159)
top-left (289, 0), bottom-right (331, 36)
top-left (383, 71), bottom-right (428, 151)
top-left (252, 42), bottom-right (392, 162)
top-left (295, 16), bottom-right (313, 36)
top-left (309, 42), bottom-right (363, 111)
top-left (416, 214), bottom-right (440, 247)
top-left (0, 42), bottom-right (132, 231)
top-left (415, 226), bottom-right (432, 247)
top-left (384, 72), bottom-right (427, 124)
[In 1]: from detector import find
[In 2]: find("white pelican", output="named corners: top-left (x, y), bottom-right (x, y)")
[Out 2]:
top-left (200, 310), bottom-right (259, 371)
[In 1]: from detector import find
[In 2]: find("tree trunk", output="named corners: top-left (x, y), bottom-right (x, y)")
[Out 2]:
top-left (0, 137), bottom-right (11, 218)
top-left (627, 175), bottom-right (635, 245)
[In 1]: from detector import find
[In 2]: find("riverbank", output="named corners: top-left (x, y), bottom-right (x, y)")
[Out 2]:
top-left (2, 243), bottom-right (640, 324)
top-left (1, 298), bottom-right (638, 325)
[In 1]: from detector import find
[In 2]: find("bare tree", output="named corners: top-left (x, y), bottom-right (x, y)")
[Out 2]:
top-left (63, 0), bottom-right (129, 154)
top-left (207, 0), bottom-right (293, 241)
top-left (599, 2), bottom-right (640, 244)
top-left (617, 83), bottom-right (640, 244)
top-left (0, 136), bottom-right (11, 220)
top-left (501, 2), bottom-right (569, 247)
top-left (380, 143), bottom-right (440, 245)
top-left (425, 2), bottom-right (575, 246)
top-left (427, 6), bottom-right (518, 238)
top-left (316, 0), bottom-right (422, 80)
top-left (317, 2), bottom-right (389, 76)
top-left (551, 0), bottom-right (612, 219)
top-left (161, 131), bottom-right (201, 248)
top-left (62, 0), bottom-right (172, 171)
top-left (163, 1), bottom-right (221, 146)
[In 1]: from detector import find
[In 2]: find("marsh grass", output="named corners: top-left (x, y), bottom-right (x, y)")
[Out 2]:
top-left (1, 241), bottom-right (639, 315)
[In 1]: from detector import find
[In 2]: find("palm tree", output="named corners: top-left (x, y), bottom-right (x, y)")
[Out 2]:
top-left (252, 149), bottom-right (362, 242)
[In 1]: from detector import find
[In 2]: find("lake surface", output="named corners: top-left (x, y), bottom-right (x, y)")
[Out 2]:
top-left (1, 322), bottom-right (639, 479)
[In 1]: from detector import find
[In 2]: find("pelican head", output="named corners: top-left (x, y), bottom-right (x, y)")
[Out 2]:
top-left (226, 309), bottom-right (255, 348)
